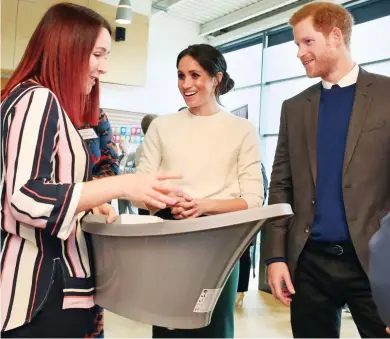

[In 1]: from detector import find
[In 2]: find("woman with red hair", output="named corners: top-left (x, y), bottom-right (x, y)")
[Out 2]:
top-left (1, 3), bottom-right (180, 338)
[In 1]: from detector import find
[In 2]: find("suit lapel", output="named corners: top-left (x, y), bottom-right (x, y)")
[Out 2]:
top-left (304, 83), bottom-right (321, 188)
top-left (343, 69), bottom-right (373, 173)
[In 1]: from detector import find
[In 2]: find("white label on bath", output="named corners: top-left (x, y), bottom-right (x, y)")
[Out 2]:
top-left (193, 289), bottom-right (221, 313)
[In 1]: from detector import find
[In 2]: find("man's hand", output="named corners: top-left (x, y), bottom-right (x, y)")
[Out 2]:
top-left (268, 262), bottom-right (295, 306)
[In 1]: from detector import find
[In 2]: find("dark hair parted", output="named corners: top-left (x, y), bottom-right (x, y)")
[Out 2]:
top-left (176, 44), bottom-right (235, 103)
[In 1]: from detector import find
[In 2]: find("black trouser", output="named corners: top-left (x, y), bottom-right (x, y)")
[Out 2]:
top-left (2, 269), bottom-right (97, 338)
top-left (291, 239), bottom-right (388, 338)
top-left (237, 245), bottom-right (251, 292)
top-left (138, 208), bottom-right (150, 215)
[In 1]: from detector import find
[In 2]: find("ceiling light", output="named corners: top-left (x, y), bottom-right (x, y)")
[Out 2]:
top-left (116, 0), bottom-right (132, 25)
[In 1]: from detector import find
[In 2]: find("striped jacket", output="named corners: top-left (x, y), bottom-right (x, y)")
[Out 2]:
top-left (1, 80), bottom-right (95, 332)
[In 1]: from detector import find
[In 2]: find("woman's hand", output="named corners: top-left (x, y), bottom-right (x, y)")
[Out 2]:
top-left (144, 191), bottom-right (191, 214)
top-left (92, 203), bottom-right (118, 224)
top-left (121, 172), bottom-right (183, 210)
top-left (171, 198), bottom-right (211, 219)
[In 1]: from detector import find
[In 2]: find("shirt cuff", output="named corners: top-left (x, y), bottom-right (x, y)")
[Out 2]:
top-left (265, 257), bottom-right (286, 266)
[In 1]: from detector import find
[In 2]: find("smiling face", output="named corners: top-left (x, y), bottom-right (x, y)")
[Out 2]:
top-left (177, 55), bottom-right (220, 109)
top-left (293, 17), bottom-right (340, 79)
top-left (86, 27), bottom-right (111, 94)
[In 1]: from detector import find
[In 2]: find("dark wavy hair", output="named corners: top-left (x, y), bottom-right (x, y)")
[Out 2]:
top-left (177, 44), bottom-right (235, 104)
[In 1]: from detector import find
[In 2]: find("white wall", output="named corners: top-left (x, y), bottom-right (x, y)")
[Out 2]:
top-left (100, 13), bottom-right (206, 114)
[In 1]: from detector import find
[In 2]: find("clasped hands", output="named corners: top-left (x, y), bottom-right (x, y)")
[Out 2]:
top-left (168, 192), bottom-right (209, 219)
top-left (92, 173), bottom-right (207, 223)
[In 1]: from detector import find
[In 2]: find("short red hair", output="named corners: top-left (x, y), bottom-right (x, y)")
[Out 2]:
top-left (1, 3), bottom-right (112, 127)
top-left (289, 2), bottom-right (354, 48)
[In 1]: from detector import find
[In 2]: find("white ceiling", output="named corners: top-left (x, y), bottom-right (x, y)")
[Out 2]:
top-left (99, 0), bottom-right (356, 47)
top-left (163, 0), bottom-right (262, 24)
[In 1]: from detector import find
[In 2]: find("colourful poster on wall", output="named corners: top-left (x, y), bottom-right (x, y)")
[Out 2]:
top-left (111, 124), bottom-right (144, 154)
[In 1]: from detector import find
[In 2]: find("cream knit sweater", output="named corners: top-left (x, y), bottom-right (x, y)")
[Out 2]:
top-left (137, 109), bottom-right (264, 208)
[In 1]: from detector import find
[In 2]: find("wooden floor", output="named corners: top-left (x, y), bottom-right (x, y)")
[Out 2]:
top-left (104, 279), bottom-right (360, 338)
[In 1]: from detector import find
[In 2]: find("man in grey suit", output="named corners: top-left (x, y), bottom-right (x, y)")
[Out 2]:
top-left (264, 2), bottom-right (390, 338)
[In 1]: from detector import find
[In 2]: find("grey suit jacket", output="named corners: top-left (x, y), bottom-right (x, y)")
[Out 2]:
top-left (369, 212), bottom-right (390, 326)
top-left (264, 68), bottom-right (390, 276)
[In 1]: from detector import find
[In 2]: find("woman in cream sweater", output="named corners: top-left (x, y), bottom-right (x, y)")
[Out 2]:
top-left (137, 44), bottom-right (264, 338)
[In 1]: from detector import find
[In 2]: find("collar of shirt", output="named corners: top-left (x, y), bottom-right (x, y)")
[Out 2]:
top-left (322, 63), bottom-right (359, 89)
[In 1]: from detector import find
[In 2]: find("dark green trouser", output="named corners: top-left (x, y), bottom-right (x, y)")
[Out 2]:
top-left (152, 263), bottom-right (240, 338)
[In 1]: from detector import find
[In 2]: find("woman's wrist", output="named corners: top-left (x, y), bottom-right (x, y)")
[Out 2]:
top-left (199, 199), bottom-right (214, 215)
top-left (200, 198), bottom-right (247, 216)
top-left (107, 175), bottom-right (127, 200)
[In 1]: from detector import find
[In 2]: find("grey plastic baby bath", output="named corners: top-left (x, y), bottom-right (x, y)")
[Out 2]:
top-left (81, 203), bottom-right (293, 329)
